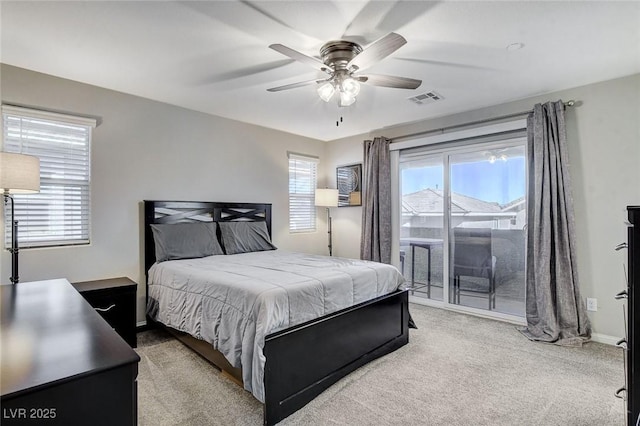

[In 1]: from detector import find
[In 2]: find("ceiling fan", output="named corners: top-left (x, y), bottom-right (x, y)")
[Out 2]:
top-left (267, 32), bottom-right (422, 107)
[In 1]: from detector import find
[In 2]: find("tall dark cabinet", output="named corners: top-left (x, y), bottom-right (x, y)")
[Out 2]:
top-left (620, 206), bottom-right (640, 426)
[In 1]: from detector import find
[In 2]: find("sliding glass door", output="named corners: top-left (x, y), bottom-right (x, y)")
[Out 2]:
top-left (398, 139), bottom-right (527, 318)
top-left (448, 144), bottom-right (526, 316)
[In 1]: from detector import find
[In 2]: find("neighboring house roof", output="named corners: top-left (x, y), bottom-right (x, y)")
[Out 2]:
top-left (501, 196), bottom-right (526, 212)
top-left (402, 188), bottom-right (510, 215)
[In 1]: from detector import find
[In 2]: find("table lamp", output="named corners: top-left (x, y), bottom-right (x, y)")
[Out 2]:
top-left (0, 152), bottom-right (40, 284)
top-left (315, 188), bottom-right (339, 256)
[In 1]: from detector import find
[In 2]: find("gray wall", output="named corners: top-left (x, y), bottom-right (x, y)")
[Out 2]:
top-left (325, 73), bottom-right (640, 342)
top-left (0, 64), bottom-right (329, 323)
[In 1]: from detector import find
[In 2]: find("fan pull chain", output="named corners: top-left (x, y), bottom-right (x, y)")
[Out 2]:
top-left (336, 116), bottom-right (344, 127)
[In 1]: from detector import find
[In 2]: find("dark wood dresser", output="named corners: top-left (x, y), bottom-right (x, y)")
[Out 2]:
top-left (0, 279), bottom-right (140, 426)
top-left (72, 277), bottom-right (137, 348)
top-left (625, 206), bottom-right (640, 425)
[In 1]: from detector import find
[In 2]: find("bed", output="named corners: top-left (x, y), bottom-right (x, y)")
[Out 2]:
top-left (144, 200), bottom-right (410, 425)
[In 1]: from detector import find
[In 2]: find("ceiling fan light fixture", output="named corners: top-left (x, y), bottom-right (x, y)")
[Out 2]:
top-left (487, 152), bottom-right (508, 164)
top-left (317, 82), bottom-right (335, 102)
top-left (269, 32), bottom-right (417, 108)
top-left (338, 91), bottom-right (356, 107)
top-left (341, 78), bottom-right (360, 97)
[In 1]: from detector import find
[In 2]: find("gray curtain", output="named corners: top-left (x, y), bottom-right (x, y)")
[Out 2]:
top-left (360, 137), bottom-right (392, 264)
top-left (520, 100), bottom-right (591, 346)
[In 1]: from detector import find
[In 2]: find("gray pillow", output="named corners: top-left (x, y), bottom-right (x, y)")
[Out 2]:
top-left (150, 222), bottom-right (224, 262)
top-left (219, 221), bottom-right (276, 255)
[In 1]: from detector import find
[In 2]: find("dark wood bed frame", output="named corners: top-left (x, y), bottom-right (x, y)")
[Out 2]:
top-left (143, 200), bottom-right (409, 425)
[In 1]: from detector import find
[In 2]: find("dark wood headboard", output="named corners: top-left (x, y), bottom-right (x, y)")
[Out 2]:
top-left (143, 200), bottom-right (272, 276)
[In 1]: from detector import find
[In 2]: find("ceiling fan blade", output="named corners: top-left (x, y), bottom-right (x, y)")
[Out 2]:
top-left (267, 79), bottom-right (327, 92)
top-left (347, 32), bottom-right (407, 72)
top-left (375, 1), bottom-right (439, 39)
top-left (198, 59), bottom-right (296, 85)
top-left (342, 2), bottom-right (397, 44)
top-left (343, 1), bottom-right (437, 45)
top-left (269, 44), bottom-right (331, 74)
top-left (358, 74), bottom-right (422, 90)
top-left (242, 0), bottom-right (340, 43)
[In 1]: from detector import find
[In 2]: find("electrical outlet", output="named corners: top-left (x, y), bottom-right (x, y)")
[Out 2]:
top-left (586, 298), bottom-right (598, 312)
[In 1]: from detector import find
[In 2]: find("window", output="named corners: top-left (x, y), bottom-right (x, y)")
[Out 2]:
top-left (288, 152), bottom-right (318, 232)
top-left (2, 105), bottom-right (95, 248)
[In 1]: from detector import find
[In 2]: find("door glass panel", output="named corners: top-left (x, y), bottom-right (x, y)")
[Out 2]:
top-left (449, 144), bottom-right (526, 316)
top-left (399, 155), bottom-right (445, 301)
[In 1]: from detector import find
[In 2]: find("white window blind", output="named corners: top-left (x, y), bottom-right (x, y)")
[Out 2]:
top-left (2, 106), bottom-right (95, 248)
top-left (288, 152), bottom-right (318, 233)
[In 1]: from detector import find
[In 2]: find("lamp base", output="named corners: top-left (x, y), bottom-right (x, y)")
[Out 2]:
top-left (10, 220), bottom-right (19, 284)
top-left (327, 208), bottom-right (333, 257)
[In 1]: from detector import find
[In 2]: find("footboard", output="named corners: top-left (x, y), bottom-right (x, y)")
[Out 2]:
top-left (263, 289), bottom-right (409, 425)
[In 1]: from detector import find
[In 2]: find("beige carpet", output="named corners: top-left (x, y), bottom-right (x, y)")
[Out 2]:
top-left (136, 303), bottom-right (624, 425)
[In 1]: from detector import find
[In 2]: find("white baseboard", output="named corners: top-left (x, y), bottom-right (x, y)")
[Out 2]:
top-left (591, 333), bottom-right (622, 346)
top-left (137, 320), bottom-right (147, 328)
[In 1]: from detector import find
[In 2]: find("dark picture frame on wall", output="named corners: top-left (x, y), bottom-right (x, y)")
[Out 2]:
top-left (336, 163), bottom-right (362, 207)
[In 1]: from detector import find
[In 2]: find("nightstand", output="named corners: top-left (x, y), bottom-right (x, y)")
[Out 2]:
top-left (72, 277), bottom-right (137, 348)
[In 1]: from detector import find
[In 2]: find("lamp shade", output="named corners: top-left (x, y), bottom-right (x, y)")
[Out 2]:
top-left (315, 188), bottom-right (339, 207)
top-left (0, 152), bottom-right (40, 194)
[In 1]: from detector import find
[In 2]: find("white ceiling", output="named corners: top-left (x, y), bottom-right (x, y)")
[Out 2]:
top-left (2, 1), bottom-right (639, 142)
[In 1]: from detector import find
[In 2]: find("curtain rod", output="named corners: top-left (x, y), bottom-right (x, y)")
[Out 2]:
top-left (392, 100), bottom-right (576, 143)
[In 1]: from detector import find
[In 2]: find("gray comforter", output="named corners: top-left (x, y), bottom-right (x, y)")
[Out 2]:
top-left (146, 250), bottom-right (405, 403)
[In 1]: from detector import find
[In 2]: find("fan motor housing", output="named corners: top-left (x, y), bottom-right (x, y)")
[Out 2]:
top-left (320, 40), bottom-right (363, 70)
